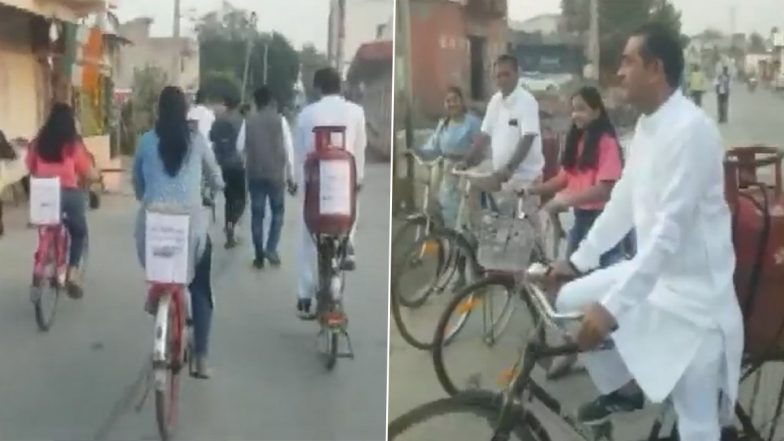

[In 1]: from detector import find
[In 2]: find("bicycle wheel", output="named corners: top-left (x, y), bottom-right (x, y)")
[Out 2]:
top-left (154, 297), bottom-right (182, 441)
top-left (736, 361), bottom-right (784, 440)
top-left (388, 390), bottom-right (545, 441)
top-left (392, 216), bottom-right (436, 270)
top-left (433, 275), bottom-right (541, 396)
top-left (32, 236), bottom-right (60, 332)
top-left (390, 230), bottom-right (477, 350)
top-left (322, 328), bottom-right (339, 371)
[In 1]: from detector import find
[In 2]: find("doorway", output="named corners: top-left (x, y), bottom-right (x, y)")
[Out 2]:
top-left (469, 35), bottom-right (486, 101)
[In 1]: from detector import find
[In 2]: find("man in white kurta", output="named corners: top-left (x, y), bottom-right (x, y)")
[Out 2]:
top-left (294, 67), bottom-right (367, 318)
top-left (549, 24), bottom-right (743, 441)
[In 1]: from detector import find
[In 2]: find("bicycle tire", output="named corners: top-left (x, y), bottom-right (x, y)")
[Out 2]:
top-left (33, 233), bottom-right (60, 332)
top-left (154, 297), bottom-right (182, 441)
top-left (323, 330), bottom-right (339, 371)
top-left (390, 230), bottom-right (478, 350)
top-left (392, 216), bottom-right (435, 270)
top-left (433, 274), bottom-right (525, 395)
top-left (388, 390), bottom-right (545, 441)
top-left (393, 232), bottom-right (448, 309)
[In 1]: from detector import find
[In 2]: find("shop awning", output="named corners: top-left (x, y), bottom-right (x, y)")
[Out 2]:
top-left (347, 40), bottom-right (393, 83)
top-left (0, 0), bottom-right (105, 23)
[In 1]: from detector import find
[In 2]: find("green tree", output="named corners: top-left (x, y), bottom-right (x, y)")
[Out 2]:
top-left (200, 70), bottom-right (242, 103)
top-left (124, 65), bottom-right (168, 153)
top-left (299, 44), bottom-right (329, 102)
top-left (749, 32), bottom-right (767, 53)
top-left (196, 8), bottom-right (300, 108)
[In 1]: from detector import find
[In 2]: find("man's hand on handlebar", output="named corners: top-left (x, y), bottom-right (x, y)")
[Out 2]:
top-left (542, 195), bottom-right (569, 216)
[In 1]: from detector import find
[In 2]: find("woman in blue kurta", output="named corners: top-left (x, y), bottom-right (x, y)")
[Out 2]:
top-left (417, 86), bottom-right (481, 287)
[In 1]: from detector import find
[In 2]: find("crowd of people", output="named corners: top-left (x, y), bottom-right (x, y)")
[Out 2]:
top-left (0, 66), bottom-right (367, 379)
top-left (416, 23), bottom-right (742, 441)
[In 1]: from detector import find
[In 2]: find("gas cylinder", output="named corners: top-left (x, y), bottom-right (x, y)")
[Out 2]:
top-left (724, 146), bottom-right (784, 358)
top-left (303, 125), bottom-right (358, 236)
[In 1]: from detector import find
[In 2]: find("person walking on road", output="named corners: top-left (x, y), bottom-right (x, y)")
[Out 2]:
top-left (187, 89), bottom-right (215, 144)
top-left (547, 24), bottom-right (743, 441)
top-left (133, 86), bottom-right (225, 379)
top-left (237, 86), bottom-right (296, 269)
top-left (210, 93), bottom-right (246, 248)
top-left (716, 65), bottom-right (732, 123)
top-left (687, 64), bottom-right (707, 107)
top-left (294, 67), bottom-right (367, 319)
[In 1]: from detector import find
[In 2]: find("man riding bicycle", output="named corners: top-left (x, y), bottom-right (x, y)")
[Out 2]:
top-left (546, 24), bottom-right (743, 441)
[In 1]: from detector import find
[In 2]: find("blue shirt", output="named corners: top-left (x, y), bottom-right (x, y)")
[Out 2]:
top-left (419, 112), bottom-right (481, 158)
top-left (132, 129), bottom-right (224, 282)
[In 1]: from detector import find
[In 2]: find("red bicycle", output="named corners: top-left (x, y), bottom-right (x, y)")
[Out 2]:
top-left (29, 206), bottom-right (88, 332)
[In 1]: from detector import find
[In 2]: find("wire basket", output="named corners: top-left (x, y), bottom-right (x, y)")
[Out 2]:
top-left (475, 198), bottom-right (537, 273)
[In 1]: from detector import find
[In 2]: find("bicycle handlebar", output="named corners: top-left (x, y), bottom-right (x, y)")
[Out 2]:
top-left (450, 167), bottom-right (494, 179)
top-left (400, 150), bottom-right (443, 168)
top-left (525, 263), bottom-right (583, 323)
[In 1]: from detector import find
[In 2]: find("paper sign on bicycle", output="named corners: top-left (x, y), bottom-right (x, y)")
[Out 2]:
top-left (319, 160), bottom-right (352, 216)
top-left (29, 177), bottom-right (61, 225)
top-left (145, 211), bottom-right (190, 284)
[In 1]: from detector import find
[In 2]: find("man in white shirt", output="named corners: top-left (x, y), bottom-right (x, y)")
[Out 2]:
top-left (468, 54), bottom-right (544, 200)
top-left (235, 86), bottom-right (296, 268)
top-left (294, 67), bottom-right (367, 318)
top-left (548, 24), bottom-right (743, 441)
top-left (187, 90), bottom-right (215, 145)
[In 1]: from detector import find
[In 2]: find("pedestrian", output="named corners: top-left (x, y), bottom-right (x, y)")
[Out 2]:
top-left (525, 86), bottom-right (628, 379)
top-left (187, 89), bottom-right (215, 144)
top-left (415, 86), bottom-right (481, 289)
top-left (209, 93), bottom-right (246, 248)
top-left (26, 104), bottom-right (99, 297)
top-left (548, 23), bottom-right (742, 441)
top-left (716, 65), bottom-right (731, 123)
top-left (687, 64), bottom-right (706, 107)
top-left (294, 67), bottom-right (367, 319)
top-left (133, 86), bottom-right (225, 379)
top-left (464, 53), bottom-right (545, 221)
top-left (0, 130), bottom-right (18, 237)
top-left (237, 86), bottom-right (296, 269)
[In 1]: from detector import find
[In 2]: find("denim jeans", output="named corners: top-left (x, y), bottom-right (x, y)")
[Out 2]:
top-left (62, 188), bottom-right (87, 267)
top-left (189, 237), bottom-right (213, 357)
top-left (567, 208), bottom-right (626, 268)
top-left (248, 178), bottom-right (285, 259)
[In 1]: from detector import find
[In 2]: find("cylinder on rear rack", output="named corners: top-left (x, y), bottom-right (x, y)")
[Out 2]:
top-left (724, 146), bottom-right (784, 358)
top-left (304, 126), bottom-right (358, 236)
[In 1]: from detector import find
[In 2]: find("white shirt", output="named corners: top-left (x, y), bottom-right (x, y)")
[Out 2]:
top-left (187, 104), bottom-right (215, 146)
top-left (570, 91), bottom-right (743, 412)
top-left (480, 87), bottom-right (544, 183)
top-left (294, 95), bottom-right (367, 185)
top-left (235, 114), bottom-right (296, 182)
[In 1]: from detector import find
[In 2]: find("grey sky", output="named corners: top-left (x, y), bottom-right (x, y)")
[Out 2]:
top-left (115, 0), bottom-right (330, 51)
top-left (509, 0), bottom-right (781, 35)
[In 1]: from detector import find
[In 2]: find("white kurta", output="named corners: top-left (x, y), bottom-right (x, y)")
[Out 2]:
top-left (293, 95), bottom-right (368, 299)
top-left (565, 91), bottom-right (743, 419)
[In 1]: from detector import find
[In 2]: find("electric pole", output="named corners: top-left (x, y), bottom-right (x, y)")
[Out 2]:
top-left (336, 0), bottom-right (346, 74)
top-left (173, 0), bottom-right (181, 37)
top-left (587, 0), bottom-right (600, 82)
top-left (173, 0), bottom-right (182, 87)
top-left (241, 12), bottom-right (258, 103)
top-left (395, 0), bottom-right (415, 215)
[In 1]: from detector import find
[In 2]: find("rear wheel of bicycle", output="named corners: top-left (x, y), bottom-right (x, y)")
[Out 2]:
top-left (322, 329), bottom-right (339, 371)
top-left (736, 361), bottom-right (784, 441)
top-left (433, 274), bottom-right (540, 396)
top-left (392, 217), bottom-right (436, 270)
top-left (33, 241), bottom-right (60, 332)
top-left (391, 230), bottom-right (478, 350)
top-left (388, 390), bottom-right (546, 441)
top-left (155, 299), bottom-right (182, 441)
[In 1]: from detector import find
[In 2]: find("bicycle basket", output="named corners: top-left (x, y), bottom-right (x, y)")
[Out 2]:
top-left (475, 208), bottom-right (536, 273)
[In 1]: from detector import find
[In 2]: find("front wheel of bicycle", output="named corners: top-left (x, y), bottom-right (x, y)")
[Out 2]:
top-left (388, 390), bottom-right (546, 441)
top-left (32, 239), bottom-right (60, 332)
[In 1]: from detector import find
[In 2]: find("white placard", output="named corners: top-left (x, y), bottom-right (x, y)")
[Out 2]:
top-left (145, 211), bottom-right (190, 284)
top-left (30, 177), bottom-right (61, 225)
top-left (319, 160), bottom-right (352, 216)
top-left (329, 132), bottom-right (344, 149)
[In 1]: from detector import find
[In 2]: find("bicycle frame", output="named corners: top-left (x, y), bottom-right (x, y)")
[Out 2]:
top-left (33, 224), bottom-right (69, 287)
top-left (149, 283), bottom-right (190, 379)
top-left (314, 233), bottom-right (355, 361)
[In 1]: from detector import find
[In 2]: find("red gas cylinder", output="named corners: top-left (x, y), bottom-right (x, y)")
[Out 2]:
top-left (724, 146), bottom-right (784, 358)
top-left (304, 126), bottom-right (358, 236)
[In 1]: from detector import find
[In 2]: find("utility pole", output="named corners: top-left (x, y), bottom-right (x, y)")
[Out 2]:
top-left (336, 0), bottom-right (346, 74)
top-left (241, 12), bottom-right (258, 103)
top-left (587, 0), bottom-right (600, 82)
top-left (173, 0), bottom-right (182, 86)
top-left (173, 0), bottom-right (181, 37)
top-left (394, 0), bottom-right (415, 215)
top-left (263, 43), bottom-right (269, 84)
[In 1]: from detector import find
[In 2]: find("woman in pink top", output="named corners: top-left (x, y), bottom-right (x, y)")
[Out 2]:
top-left (527, 86), bottom-right (631, 378)
top-left (26, 103), bottom-right (98, 297)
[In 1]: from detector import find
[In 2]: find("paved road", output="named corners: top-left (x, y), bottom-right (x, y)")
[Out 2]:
top-left (388, 86), bottom-right (784, 440)
top-left (0, 163), bottom-right (390, 441)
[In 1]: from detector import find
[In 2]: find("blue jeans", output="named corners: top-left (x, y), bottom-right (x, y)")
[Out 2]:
top-left (62, 188), bottom-right (87, 267)
top-left (248, 178), bottom-right (285, 259)
top-left (567, 208), bottom-right (628, 268)
top-left (189, 237), bottom-right (213, 357)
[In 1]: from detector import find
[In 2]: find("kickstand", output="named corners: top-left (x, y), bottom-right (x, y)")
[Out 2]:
top-left (338, 328), bottom-right (355, 359)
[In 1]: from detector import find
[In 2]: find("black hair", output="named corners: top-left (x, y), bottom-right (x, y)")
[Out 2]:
top-left (562, 86), bottom-right (623, 171)
top-left (0, 130), bottom-right (16, 160)
top-left (314, 67), bottom-right (342, 95)
top-left (254, 86), bottom-right (272, 108)
top-left (155, 86), bottom-right (191, 177)
top-left (223, 93), bottom-right (240, 110)
top-left (442, 86), bottom-right (467, 127)
top-left (195, 89), bottom-right (205, 105)
top-left (36, 103), bottom-right (80, 162)
top-left (494, 54), bottom-right (519, 71)
top-left (631, 22), bottom-right (685, 89)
